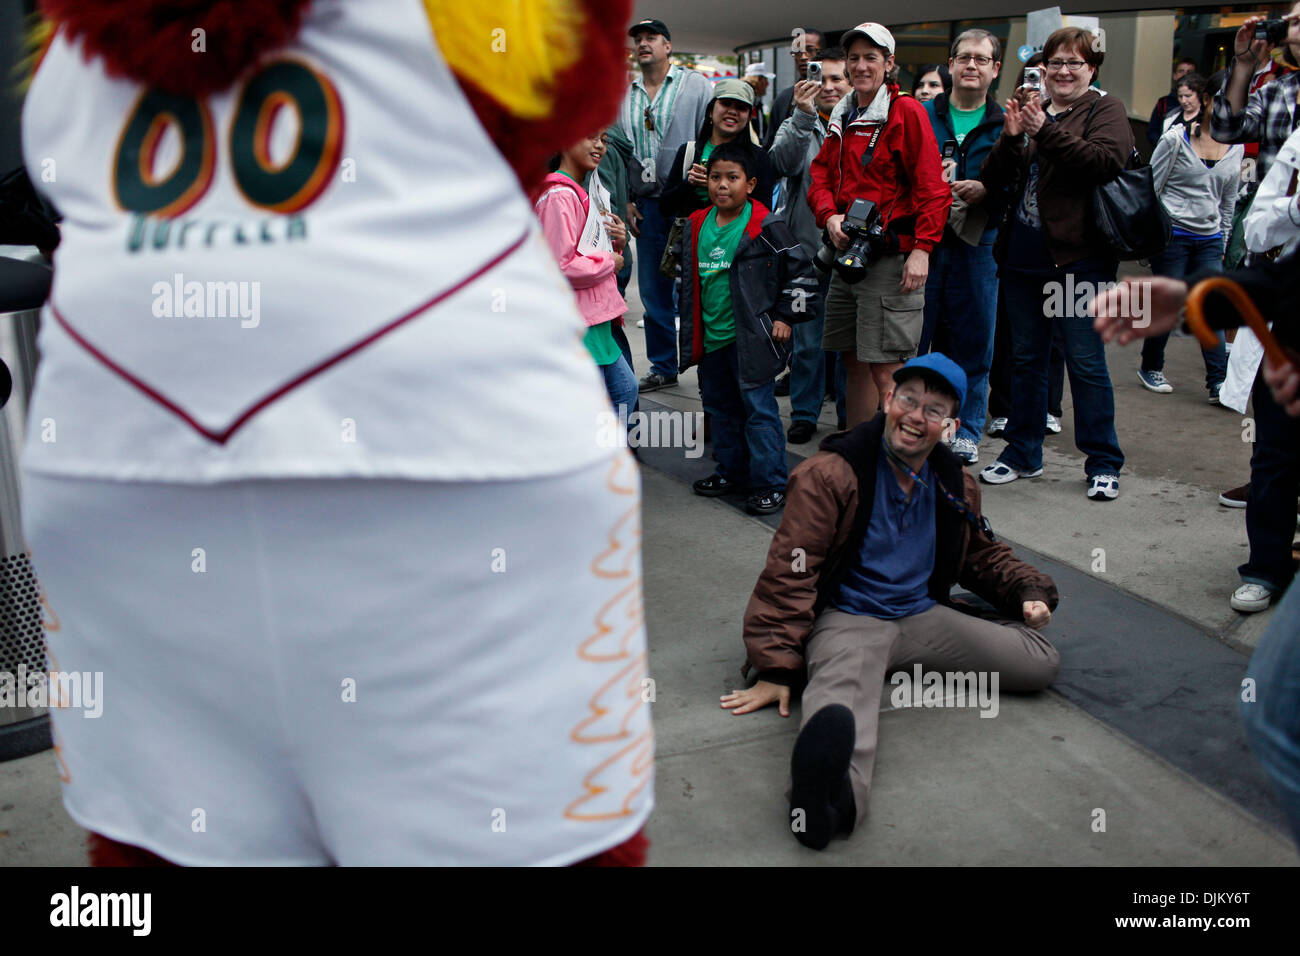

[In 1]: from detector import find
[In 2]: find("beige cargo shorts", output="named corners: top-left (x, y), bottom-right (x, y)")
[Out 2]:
top-left (821, 251), bottom-right (924, 363)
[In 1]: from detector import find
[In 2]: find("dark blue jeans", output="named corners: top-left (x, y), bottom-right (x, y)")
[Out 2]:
top-left (1141, 234), bottom-right (1228, 390)
top-left (790, 273), bottom-right (834, 424)
top-left (1240, 371), bottom-right (1300, 592)
top-left (921, 235), bottom-right (1000, 442)
top-left (633, 197), bottom-right (679, 378)
top-left (999, 267), bottom-right (1125, 477)
top-left (990, 294), bottom-right (1065, 419)
top-left (697, 342), bottom-right (787, 491)
top-left (1241, 576), bottom-right (1300, 848)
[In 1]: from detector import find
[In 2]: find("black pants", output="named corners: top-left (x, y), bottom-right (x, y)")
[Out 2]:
top-left (1241, 371), bottom-right (1300, 593)
top-left (987, 290), bottom-right (1065, 420)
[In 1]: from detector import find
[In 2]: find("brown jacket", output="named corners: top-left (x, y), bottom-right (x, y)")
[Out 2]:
top-left (742, 415), bottom-right (1058, 685)
top-left (981, 89), bottom-right (1133, 268)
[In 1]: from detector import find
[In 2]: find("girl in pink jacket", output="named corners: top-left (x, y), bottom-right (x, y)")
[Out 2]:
top-left (535, 131), bottom-right (638, 433)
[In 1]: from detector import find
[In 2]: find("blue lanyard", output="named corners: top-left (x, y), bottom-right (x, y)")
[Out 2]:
top-left (881, 441), bottom-right (997, 541)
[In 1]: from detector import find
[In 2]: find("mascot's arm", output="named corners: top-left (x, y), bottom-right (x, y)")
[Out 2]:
top-left (421, 0), bottom-right (632, 194)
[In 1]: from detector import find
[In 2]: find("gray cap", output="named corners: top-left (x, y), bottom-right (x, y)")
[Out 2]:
top-left (712, 77), bottom-right (756, 107)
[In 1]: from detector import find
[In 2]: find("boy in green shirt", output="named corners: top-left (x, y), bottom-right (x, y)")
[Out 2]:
top-left (676, 143), bottom-right (821, 515)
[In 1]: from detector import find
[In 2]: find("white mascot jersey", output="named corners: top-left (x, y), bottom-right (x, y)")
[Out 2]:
top-left (21, 0), bottom-right (613, 482)
top-left (22, 0), bottom-right (653, 865)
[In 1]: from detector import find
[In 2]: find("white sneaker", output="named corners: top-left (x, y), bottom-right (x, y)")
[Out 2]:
top-left (1230, 583), bottom-right (1273, 613)
top-left (979, 460), bottom-right (1043, 484)
top-left (1086, 474), bottom-right (1120, 501)
top-left (1045, 414), bottom-right (1062, 434)
top-left (950, 436), bottom-right (979, 464)
top-left (636, 318), bottom-right (645, 328)
top-left (987, 417), bottom-right (1008, 437)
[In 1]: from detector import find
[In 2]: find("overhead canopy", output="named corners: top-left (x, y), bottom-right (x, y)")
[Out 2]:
top-left (629, 1), bottom-right (1175, 52)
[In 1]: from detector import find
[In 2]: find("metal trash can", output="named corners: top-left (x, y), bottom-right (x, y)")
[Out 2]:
top-left (0, 247), bottom-right (52, 761)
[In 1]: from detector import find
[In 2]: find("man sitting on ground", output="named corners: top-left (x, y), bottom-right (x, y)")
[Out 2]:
top-left (722, 353), bottom-right (1061, 849)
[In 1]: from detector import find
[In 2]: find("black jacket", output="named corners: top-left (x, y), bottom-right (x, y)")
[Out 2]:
top-left (676, 200), bottom-right (819, 387)
top-left (1193, 248), bottom-right (1300, 351)
top-left (659, 139), bottom-right (775, 219)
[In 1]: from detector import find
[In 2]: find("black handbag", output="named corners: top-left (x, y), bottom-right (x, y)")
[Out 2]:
top-left (1081, 101), bottom-right (1171, 260)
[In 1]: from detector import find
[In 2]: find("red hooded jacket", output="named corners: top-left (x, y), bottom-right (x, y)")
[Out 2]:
top-left (806, 85), bottom-right (950, 254)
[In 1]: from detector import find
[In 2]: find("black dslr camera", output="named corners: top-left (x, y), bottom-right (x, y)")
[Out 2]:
top-left (1255, 19), bottom-right (1290, 47)
top-left (814, 198), bottom-right (889, 283)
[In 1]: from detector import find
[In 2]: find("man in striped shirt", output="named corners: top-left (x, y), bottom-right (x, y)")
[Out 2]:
top-left (618, 18), bottom-right (712, 390)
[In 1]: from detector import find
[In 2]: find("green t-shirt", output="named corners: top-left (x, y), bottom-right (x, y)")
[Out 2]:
top-left (582, 319), bottom-right (622, 366)
top-left (950, 103), bottom-right (987, 146)
top-left (692, 141), bottom-right (716, 202)
top-left (697, 202), bottom-right (752, 352)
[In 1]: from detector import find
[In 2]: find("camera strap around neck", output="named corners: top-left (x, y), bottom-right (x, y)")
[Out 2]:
top-left (857, 96), bottom-right (894, 169)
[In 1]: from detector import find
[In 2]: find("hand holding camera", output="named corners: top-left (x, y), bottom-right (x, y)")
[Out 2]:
top-left (1235, 15), bottom-right (1294, 65)
top-left (793, 79), bottom-right (820, 116)
top-left (815, 199), bottom-right (889, 283)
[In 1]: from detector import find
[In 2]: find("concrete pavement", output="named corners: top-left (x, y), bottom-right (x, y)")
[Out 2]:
top-left (0, 266), bottom-right (1294, 866)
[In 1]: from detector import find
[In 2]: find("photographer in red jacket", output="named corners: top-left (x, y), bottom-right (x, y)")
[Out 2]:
top-left (807, 22), bottom-right (951, 428)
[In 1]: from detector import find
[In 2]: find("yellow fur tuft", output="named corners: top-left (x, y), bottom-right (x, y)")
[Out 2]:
top-left (421, 0), bottom-right (585, 119)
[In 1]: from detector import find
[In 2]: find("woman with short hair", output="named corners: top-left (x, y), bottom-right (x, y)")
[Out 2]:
top-left (978, 25), bottom-right (1129, 501)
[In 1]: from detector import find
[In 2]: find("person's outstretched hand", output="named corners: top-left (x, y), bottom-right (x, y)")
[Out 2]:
top-left (721, 680), bottom-right (791, 716)
top-left (1092, 276), bottom-right (1188, 345)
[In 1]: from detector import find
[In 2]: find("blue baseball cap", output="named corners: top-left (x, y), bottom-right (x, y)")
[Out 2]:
top-left (893, 353), bottom-right (967, 411)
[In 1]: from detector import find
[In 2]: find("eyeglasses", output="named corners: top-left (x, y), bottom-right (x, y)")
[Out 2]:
top-left (792, 46), bottom-right (822, 58)
top-left (1046, 58), bottom-right (1089, 72)
top-left (893, 392), bottom-right (950, 423)
top-left (644, 107), bottom-right (655, 132)
top-left (953, 54), bottom-right (993, 66)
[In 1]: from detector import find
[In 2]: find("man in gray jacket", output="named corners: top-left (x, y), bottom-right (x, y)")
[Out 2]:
top-left (616, 18), bottom-right (713, 392)
top-left (767, 49), bottom-right (852, 443)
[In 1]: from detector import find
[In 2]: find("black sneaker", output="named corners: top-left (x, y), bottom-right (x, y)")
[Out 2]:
top-left (786, 420), bottom-right (817, 444)
top-left (745, 489), bottom-right (786, 514)
top-left (638, 371), bottom-right (678, 392)
top-left (692, 473), bottom-right (745, 497)
top-left (790, 704), bottom-right (857, 850)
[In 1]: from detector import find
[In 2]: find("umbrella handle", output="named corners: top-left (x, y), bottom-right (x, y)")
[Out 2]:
top-left (1185, 276), bottom-right (1289, 367)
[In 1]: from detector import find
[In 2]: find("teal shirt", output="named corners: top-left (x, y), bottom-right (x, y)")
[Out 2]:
top-left (697, 202), bottom-right (752, 353)
top-left (950, 103), bottom-right (987, 146)
top-left (583, 320), bottom-right (622, 366)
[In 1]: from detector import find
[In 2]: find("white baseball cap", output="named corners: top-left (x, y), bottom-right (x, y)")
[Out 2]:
top-left (744, 62), bottom-right (775, 80)
top-left (840, 22), bottom-right (896, 56)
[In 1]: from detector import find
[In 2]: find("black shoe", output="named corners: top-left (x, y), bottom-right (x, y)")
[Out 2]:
top-left (786, 420), bottom-right (817, 444)
top-left (692, 473), bottom-right (745, 497)
top-left (745, 488), bottom-right (786, 515)
top-left (790, 704), bottom-right (857, 850)
top-left (638, 372), bottom-right (678, 392)
top-left (773, 372), bottom-right (791, 397)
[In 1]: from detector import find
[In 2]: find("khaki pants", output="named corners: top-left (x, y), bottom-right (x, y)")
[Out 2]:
top-left (792, 604), bottom-right (1060, 827)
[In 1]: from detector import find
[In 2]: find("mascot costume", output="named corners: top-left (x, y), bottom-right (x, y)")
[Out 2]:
top-left (21, 0), bottom-right (653, 865)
